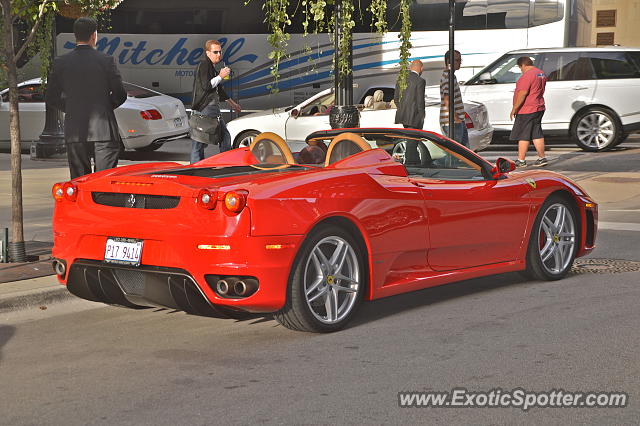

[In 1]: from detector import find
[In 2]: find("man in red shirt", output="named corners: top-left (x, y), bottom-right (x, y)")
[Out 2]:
top-left (510, 56), bottom-right (548, 167)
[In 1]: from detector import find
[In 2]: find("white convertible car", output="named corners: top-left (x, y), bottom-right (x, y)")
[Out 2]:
top-left (226, 88), bottom-right (493, 153)
top-left (0, 79), bottom-right (189, 151)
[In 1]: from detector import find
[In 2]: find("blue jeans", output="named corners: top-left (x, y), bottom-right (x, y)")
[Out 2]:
top-left (190, 104), bottom-right (232, 164)
top-left (442, 122), bottom-right (469, 148)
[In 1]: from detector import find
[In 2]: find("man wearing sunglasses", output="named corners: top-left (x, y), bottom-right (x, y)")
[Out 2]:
top-left (190, 39), bottom-right (242, 163)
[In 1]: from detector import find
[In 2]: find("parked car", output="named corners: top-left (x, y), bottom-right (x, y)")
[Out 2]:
top-left (0, 78), bottom-right (189, 151)
top-left (226, 87), bottom-right (493, 153)
top-left (428, 47), bottom-right (640, 151)
top-left (51, 128), bottom-right (597, 332)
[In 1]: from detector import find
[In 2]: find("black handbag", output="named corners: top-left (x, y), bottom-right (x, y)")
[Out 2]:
top-left (189, 112), bottom-right (222, 145)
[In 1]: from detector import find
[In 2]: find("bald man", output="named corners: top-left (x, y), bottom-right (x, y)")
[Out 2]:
top-left (394, 59), bottom-right (426, 130)
top-left (394, 60), bottom-right (425, 166)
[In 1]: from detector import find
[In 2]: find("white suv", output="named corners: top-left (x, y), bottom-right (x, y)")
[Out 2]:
top-left (459, 47), bottom-right (640, 151)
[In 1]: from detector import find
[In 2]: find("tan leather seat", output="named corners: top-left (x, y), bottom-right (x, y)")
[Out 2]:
top-left (372, 89), bottom-right (387, 110)
top-left (325, 132), bottom-right (371, 166)
top-left (249, 132), bottom-right (295, 165)
top-left (362, 95), bottom-right (374, 110)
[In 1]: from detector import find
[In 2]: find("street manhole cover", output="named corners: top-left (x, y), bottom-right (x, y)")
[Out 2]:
top-left (570, 258), bottom-right (640, 275)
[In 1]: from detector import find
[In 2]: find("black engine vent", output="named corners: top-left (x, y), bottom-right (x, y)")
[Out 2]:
top-left (92, 192), bottom-right (180, 209)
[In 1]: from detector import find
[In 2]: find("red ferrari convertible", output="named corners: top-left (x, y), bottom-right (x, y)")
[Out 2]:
top-left (51, 128), bottom-right (598, 332)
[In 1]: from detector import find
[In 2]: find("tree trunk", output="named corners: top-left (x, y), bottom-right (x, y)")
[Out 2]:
top-left (2, 3), bottom-right (26, 253)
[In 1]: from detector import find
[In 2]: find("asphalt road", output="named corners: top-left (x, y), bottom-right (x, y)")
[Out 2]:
top-left (1, 136), bottom-right (639, 424)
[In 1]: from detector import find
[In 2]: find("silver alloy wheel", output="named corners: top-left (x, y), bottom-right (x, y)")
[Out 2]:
top-left (576, 111), bottom-right (615, 150)
top-left (238, 132), bottom-right (258, 148)
top-left (537, 203), bottom-right (576, 275)
top-left (303, 236), bottom-right (360, 324)
top-left (392, 141), bottom-right (425, 164)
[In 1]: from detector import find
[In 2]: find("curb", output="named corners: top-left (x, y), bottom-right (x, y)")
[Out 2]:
top-left (0, 286), bottom-right (74, 313)
top-left (0, 275), bottom-right (74, 313)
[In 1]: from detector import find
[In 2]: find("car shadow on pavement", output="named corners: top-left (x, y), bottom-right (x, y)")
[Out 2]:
top-left (0, 326), bottom-right (16, 362)
top-left (350, 271), bottom-right (529, 329)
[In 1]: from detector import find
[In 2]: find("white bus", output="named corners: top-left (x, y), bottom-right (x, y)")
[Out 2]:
top-left (54, 0), bottom-right (577, 110)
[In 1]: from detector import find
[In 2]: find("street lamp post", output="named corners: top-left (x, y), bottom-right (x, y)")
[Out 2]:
top-left (329, 0), bottom-right (359, 129)
top-left (31, 12), bottom-right (65, 160)
top-left (448, 0), bottom-right (455, 139)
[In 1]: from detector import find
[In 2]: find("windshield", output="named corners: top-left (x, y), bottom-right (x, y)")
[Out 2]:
top-left (124, 82), bottom-right (161, 98)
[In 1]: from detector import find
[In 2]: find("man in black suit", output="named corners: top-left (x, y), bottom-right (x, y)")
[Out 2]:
top-left (394, 59), bottom-right (426, 129)
top-left (394, 59), bottom-right (426, 166)
top-left (46, 17), bottom-right (127, 179)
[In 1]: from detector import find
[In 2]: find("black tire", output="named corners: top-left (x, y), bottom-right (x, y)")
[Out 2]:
top-left (571, 107), bottom-right (622, 152)
top-left (233, 130), bottom-right (260, 149)
top-left (524, 195), bottom-right (578, 281)
top-left (612, 132), bottom-right (629, 148)
top-left (134, 143), bottom-right (162, 152)
top-left (274, 225), bottom-right (366, 332)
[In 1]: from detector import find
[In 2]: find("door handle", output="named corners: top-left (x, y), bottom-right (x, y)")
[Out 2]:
top-left (572, 86), bottom-right (588, 90)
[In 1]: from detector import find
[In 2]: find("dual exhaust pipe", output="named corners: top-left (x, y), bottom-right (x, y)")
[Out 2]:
top-left (216, 277), bottom-right (258, 298)
top-left (52, 259), bottom-right (66, 277)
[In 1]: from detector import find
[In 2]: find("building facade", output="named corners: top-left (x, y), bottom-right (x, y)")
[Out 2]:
top-left (588, 0), bottom-right (640, 47)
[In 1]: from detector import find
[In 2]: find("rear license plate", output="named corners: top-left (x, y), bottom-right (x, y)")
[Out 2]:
top-left (174, 117), bottom-right (183, 127)
top-left (104, 237), bottom-right (143, 266)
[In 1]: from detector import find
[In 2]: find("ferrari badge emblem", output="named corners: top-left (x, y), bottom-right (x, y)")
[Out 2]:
top-left (126, 193), bottom-right (137, 208)
top-left (525, 178), bottom-right (536, 189)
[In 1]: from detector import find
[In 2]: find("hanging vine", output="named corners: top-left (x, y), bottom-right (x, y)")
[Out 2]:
top-left (261, 0), bottom-right (291, 93)
top-left (396, 0), bottom-right (413, 99)
top-left (335, 0), bottom-right (355, 78)
top-left (252, 0), bottom-right (413, 97)
top-left (368, 0), bottom-right (387, 34)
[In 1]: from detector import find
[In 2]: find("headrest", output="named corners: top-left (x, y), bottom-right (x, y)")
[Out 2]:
top-left (373, 89), bottom-right (384, 102)
top-left (363, 95), bottom-right (374, 109)
top-left (325, 132), bottom-right (372, 166)
top-left (249, 132), bottom-right (295, 165)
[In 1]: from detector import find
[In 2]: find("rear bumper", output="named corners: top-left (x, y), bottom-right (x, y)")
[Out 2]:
top-left (122, 130), bottom-right (189, 149)
top-left (64, 260), bottom-right (231, 317)
top-left (53, 232), bottom-right (303, 313)
top-left (469, 126), bottom-right (493, 152)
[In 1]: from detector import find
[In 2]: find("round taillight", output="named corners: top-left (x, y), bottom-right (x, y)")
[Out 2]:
top-left (196, 189), bottom-right (216, 210)
top-left (224, 191), bottom-right (247, 213)
top-left (52, 183), bottom-right (65, 201)
top-left (62, 182), bottom-right (78, 202)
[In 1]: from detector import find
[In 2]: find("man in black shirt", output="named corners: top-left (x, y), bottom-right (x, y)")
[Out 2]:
top-left (190, 39), bottom-right (242, 163)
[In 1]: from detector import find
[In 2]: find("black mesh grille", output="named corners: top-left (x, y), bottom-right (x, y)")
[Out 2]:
top-left (114, 269), bottom-right (145, 295)
top-left (92, 192), bottom-right (180, 209)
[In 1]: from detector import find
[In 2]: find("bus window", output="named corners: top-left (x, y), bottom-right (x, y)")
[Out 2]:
top-left (123, 83), bottom-right (161, 99)
top-left (487, 0), bottom-right (530, 29)
top-left (532, 0), bottom-right (564, 27)
top-left (403, 0), bottom-right (488, 31)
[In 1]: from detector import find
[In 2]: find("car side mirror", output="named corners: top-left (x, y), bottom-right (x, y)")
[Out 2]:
top-left (290, 109), bottom-right (299, 118)
top-left (478, 73), bottom-right (497, 84)
top-left (492, 157), bottom-right (516, 178)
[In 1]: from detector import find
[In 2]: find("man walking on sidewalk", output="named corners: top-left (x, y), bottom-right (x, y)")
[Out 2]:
top-left (190, 39), bottom-right (242, 163)
top-left (510, 56), bottom-right (548, 167)
top-left (46, 17), bottom-right (127, 179)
